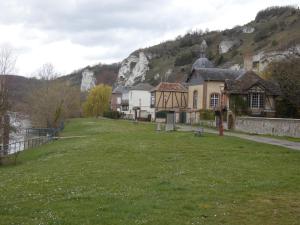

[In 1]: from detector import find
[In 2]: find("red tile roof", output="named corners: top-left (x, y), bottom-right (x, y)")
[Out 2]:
top-left (152, 82), bottom-right (187, 92)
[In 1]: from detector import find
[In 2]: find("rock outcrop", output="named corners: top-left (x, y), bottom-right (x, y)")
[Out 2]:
top-left (117, 51), bottom-right (149, 86)
top-left (242, 26), bottom-right (255, 33)
top-left (219, 40), bottom-right (240, 54)
top-left (80, 69), bottom-right (96, 92)
top-left (252, 45), bottom-right (300, 71)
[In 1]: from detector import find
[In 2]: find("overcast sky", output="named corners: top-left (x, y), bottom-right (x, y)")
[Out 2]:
top-left (0, 0), bottom-right (299, 76)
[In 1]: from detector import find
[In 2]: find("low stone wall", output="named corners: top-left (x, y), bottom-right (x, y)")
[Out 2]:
top-left (235, 117), bottom-right (300, 138)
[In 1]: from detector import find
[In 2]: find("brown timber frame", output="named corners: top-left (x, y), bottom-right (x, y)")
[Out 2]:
top-left (154, 90), bottom-right (188, 112)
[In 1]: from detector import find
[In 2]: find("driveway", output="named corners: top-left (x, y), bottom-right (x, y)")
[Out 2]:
top-left (177, 125), bottom-right (300, 151)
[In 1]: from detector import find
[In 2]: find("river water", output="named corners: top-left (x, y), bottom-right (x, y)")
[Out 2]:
top-left (7, 112), bottom-right (32, 153)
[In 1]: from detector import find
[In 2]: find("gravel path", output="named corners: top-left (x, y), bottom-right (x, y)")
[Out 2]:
top-left (177, 125), bottom-right (300, 151)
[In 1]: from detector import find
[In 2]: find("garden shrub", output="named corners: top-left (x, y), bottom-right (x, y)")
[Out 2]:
top-left (103, 111), bottom-right (122, 119)
top-left (199, 110), bottom-right (215, 120)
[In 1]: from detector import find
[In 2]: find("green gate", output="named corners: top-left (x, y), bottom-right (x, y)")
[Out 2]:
top-left (179, 112), bottom-right (186, 124)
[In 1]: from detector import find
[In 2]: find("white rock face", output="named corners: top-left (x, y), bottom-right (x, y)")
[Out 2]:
top-left (200, 40), bottom-right (208, 51)
top-left (242, 26), bottom-right (255, 33)
top-left (117, 51), bottom-right (149, 86)
top-left (219, 40), bottom-right (238, 54)
top-left (165, 69), bottom-right (172, 81)
top-left (252, 45), bottom-right (300, 72)
top-left (80, 69), bottom-right (96, 92)
top-left (229, 64), bottom-right (241, 71)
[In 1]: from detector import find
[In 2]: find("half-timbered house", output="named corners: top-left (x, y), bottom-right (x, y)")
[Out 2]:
top-left (151, 82), bottom-right (188, 123)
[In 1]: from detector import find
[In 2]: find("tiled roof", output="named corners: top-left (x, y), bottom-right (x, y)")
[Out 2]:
top-left (151, 82), bottom-right (188, 92)
top-left (225, 71), bottom-right (281, 96)
top-left (112, 86), bottom-right (129, 94)
top-left (129, 83), bottom-right (154, 91)
top-left (187, 68), bottom-right (244, 83)
top-left (192, 57), bottom-right (214, 70)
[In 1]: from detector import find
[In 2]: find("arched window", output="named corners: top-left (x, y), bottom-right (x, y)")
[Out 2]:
top-left (210, 93), bottom-right (220, 108)
top-left (193, 90), bottom-right (198, 109)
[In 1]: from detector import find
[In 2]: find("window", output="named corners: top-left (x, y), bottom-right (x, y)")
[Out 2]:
top-left (193, 90), bottom-right (198, 109)
top-left (248, 93), bottom-right (264, 108)
top-left (210, 93), bottom-right (219, 108)
top-left (122, 105), bottom-right (128, 111)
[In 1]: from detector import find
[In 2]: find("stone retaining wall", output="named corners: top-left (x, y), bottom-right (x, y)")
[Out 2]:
top-left (235, 117), bottom-right (300, 138)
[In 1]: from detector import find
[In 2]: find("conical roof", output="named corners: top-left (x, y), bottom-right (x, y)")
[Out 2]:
top-left (192, 57), bottom-right (214, 70)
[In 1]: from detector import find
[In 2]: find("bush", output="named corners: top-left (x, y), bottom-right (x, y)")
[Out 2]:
top-left (271, 40), bottom-right (278, 47)
top-left (179, 38), bottom-right (193, 48)
top-left (199, 110), bottom-right (215, 120)
top-left (254, 22), bottom-right (278, 42)
top-left (103, 111), bottom-right (122, 119)
top-left (174, 51), bottom-right (197, 67)
top-left (231, 49), bottom-right (239, 57)
top-left (275, 97), bottom-right (300, 118)
top-left (215, 55), bottom-right (224, 66)
top-left (229, 95), bottom-right (248, 116)
top-left (254, 30), bottom-right (269, 42)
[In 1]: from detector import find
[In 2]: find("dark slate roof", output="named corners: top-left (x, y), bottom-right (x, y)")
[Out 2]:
top-left (187, 68), bottom-right (244, 84)
top-left (225, 71), bottom-right (281, 96)
top-left (129, 83), bottom-right (154, 91)
top-left (191, 57), bottom-right (214, 70)
top-left (112, 86), bottom-right (129, 94)
top-left (151, 82), bottom-right (187, 92)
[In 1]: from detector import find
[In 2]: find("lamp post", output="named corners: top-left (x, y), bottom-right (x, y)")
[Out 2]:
top-left (219, 85), bottom-right (225, 136)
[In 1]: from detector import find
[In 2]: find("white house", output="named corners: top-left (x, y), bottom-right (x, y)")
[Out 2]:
top-left (127, 83), bottom-right (154, 120)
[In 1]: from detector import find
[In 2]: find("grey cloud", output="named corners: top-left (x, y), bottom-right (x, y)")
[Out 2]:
top-left (0, 0), bottom-right (214, 48)
top-left (3, 0), bottom-right (298, 75)
top-left (0, 0), bottom-right (172, 30)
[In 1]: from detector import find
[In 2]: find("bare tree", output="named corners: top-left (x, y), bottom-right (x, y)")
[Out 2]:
top-left (0, 45), bottom-right (17, 75)
top-left (37, 63), bottom-right (58, 81)
top-left (27, 64), bottom-right (81, 128)
top-left (0, 45), bottom-right (16, 114)
top-left (0, 45), bottom-right (17, 156)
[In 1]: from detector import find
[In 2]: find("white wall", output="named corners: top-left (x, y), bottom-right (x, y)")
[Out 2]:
top-left (128, 90), bottom-right (154, 118)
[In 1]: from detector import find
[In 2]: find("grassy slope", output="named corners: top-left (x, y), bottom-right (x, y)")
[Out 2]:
top-left (143, 8), bottom-right (300, 84)
top-left (0, 118), bottom-right (299, 225)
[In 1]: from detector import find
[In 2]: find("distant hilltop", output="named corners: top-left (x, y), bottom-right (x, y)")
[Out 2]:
top-left (8, 6), bottom-right (300, 94)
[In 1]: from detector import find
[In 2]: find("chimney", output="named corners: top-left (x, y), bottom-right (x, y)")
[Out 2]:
top-left (244, 53), bottom-right (253, 71)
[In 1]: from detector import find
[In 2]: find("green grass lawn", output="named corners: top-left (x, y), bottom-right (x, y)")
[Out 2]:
top-left (0, 118), bottom-right (299, 225)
